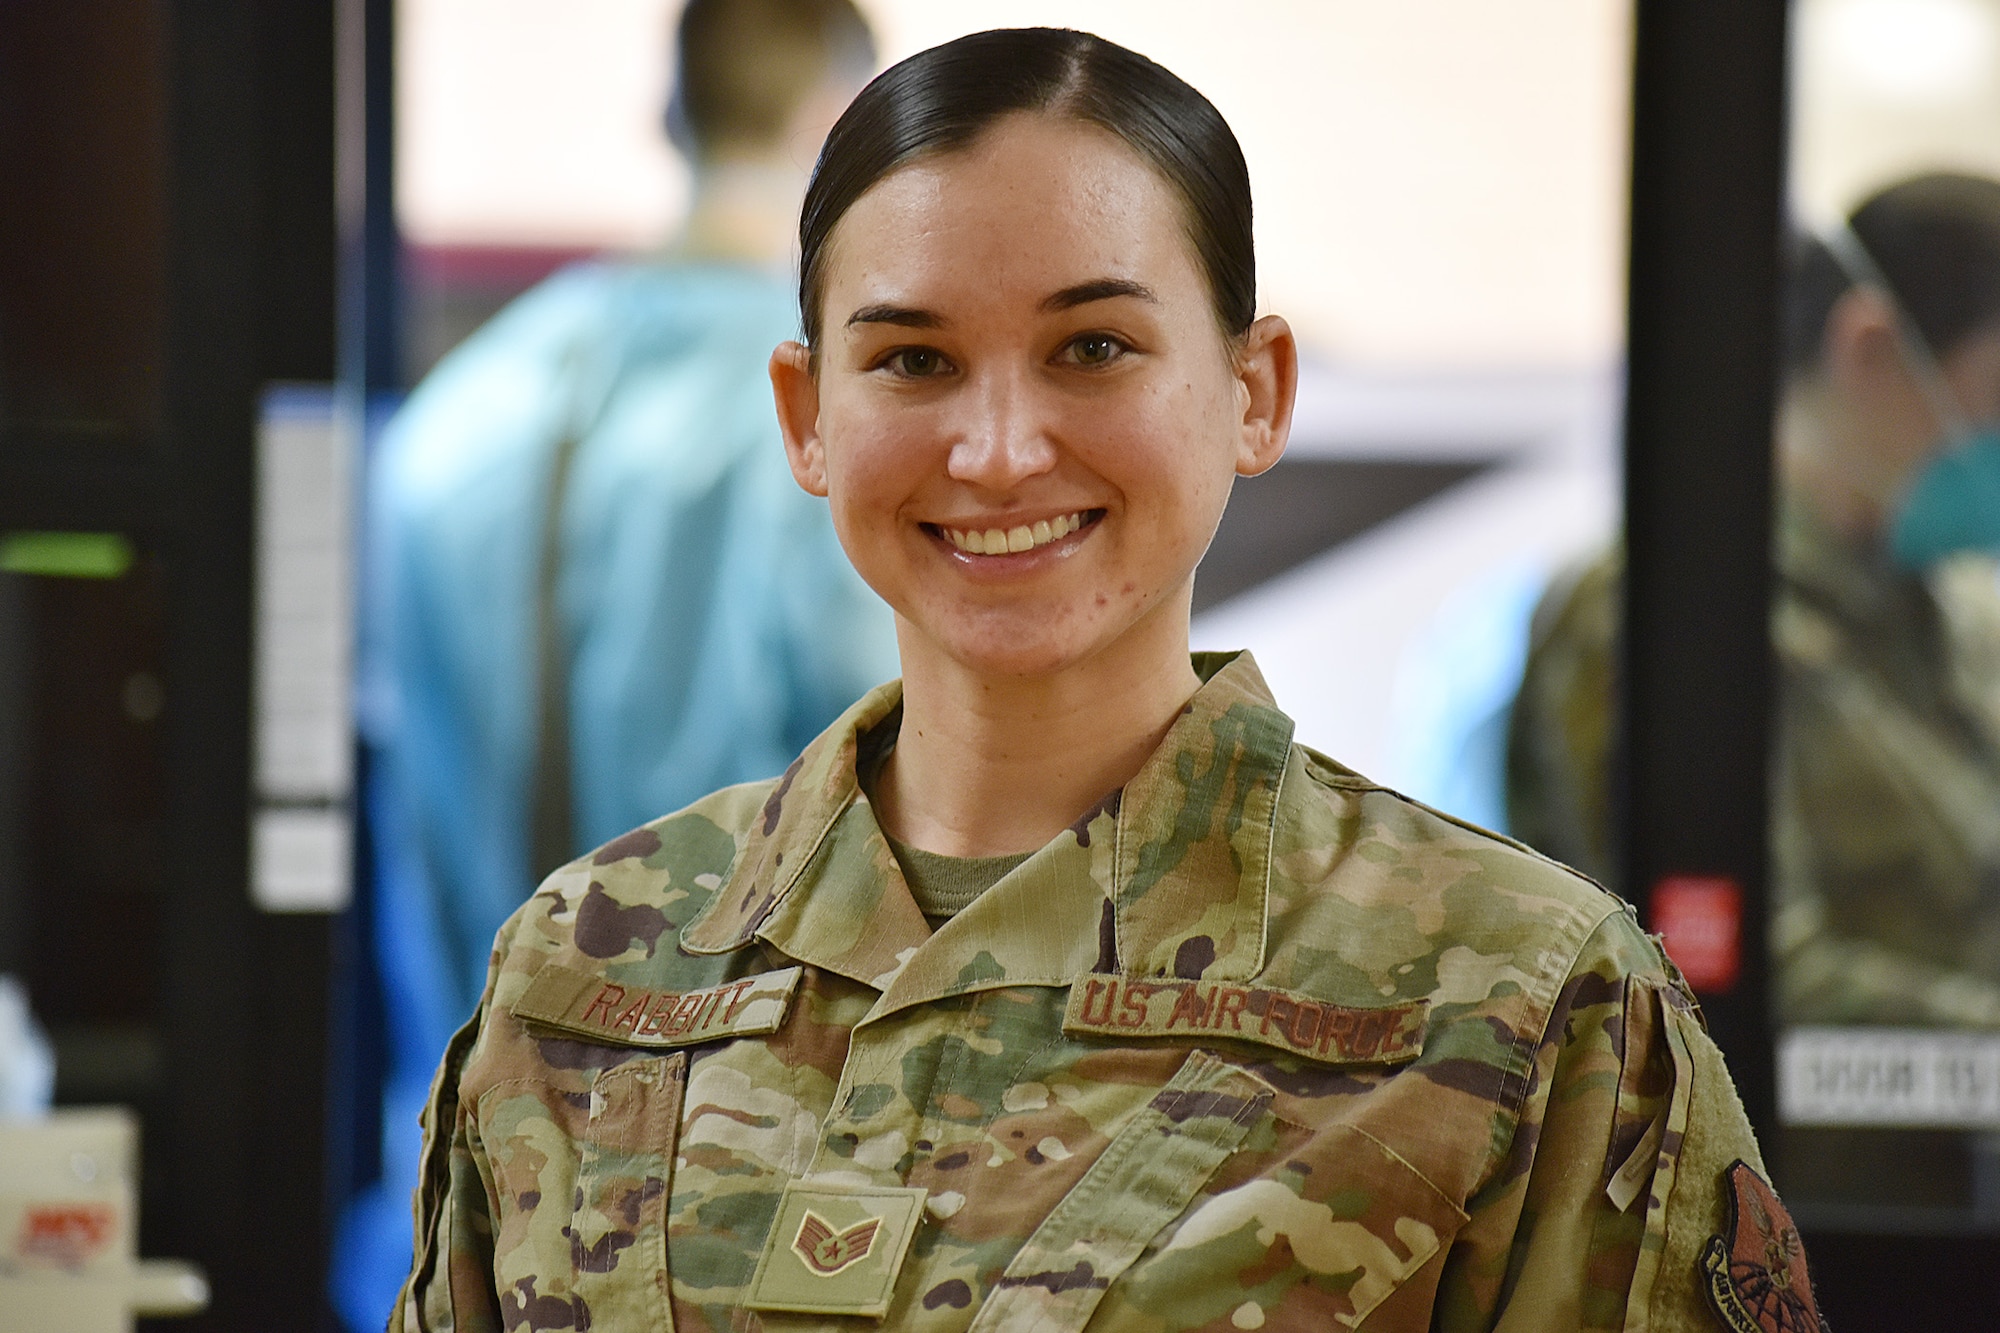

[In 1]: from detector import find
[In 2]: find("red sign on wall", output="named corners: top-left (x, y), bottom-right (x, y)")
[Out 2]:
top-left (15, 1202), bottom-right (116, 1269)
top-left (1651, 874), bottom-right (1742, 992)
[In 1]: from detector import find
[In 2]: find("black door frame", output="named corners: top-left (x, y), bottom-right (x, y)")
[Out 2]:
top-left (0, 4), bottom-right (341, 1328)
top-left (1623, 4), bottom-right (2000, 1328)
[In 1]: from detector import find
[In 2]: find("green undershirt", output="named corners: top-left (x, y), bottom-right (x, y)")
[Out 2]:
top-left (886, 838), bottom-right (1032, 929)
top-left (861, 719), bottom-right (1034, 926)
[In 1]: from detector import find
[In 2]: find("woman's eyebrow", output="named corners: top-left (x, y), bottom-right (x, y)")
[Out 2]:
top-left (842, 279), bottom-right (1156, 329)
top-left (845, 303), bottom-right (941, 329)
top-left (1041, 278), bottom-right (1159, 312)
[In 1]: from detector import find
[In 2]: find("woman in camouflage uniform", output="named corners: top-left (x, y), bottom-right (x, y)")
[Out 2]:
top-left (398, 29), bottom-right (1813, 1333)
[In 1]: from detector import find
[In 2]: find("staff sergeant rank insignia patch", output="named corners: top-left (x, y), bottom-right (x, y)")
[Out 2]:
top-left (1062, 972), bottom-right (1428, 1065)
top-left (511, 963), bottom-right (802, 1048)
top-left (746, 1181), bottom-right (929, 1319)
top-left (1701, 1160), bottom-right (1829, 1333)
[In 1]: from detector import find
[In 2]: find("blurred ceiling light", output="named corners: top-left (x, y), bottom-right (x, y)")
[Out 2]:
top-left (1819, 0), bottom-right (1996, 104)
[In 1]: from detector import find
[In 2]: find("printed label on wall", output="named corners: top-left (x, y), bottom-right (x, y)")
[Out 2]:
top-left (250, 384), bottom-right (354, 913)
top-left (1779, 1027), bottom-right (2000, 1127)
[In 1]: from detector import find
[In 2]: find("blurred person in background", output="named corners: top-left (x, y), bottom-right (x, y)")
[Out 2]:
top-left (1509, 173), bottom-right (2000, 1029)
top-left (336, 1), bottom-right (892, 1326)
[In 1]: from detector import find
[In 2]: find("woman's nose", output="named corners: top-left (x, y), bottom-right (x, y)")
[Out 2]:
top-left (944, 369), bottom-right (1059, 490)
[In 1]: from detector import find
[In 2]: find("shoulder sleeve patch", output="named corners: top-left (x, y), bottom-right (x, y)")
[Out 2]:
top-left (1701, 1160), bottom-right (1829, 1333)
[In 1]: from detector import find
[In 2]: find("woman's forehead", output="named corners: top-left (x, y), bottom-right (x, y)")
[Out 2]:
top-left (819, 115), bottom-right (1204, 315)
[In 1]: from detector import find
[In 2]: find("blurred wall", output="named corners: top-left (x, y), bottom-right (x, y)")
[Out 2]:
top-left (397, 0), bottom-right (686, 252)
top-left (1793, 0), bottom-right (2000, 227)
top-left (396, 0), bottom-right (1632, 370)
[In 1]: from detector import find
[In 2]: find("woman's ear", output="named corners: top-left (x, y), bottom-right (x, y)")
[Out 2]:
top-left (1233, 315), bottom-right (1297, 478)
top-left (770, 341), bottom-right (828, 497)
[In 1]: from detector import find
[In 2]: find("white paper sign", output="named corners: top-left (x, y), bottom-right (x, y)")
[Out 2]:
top-left (253, 386), bottom-right (353, 802)
top-left (250, 807), bottom-right (353, 913)
top-left (249, 386), bottom-right (355, 913)
top-left (1779, 1027), bottom-right (2000, 1128)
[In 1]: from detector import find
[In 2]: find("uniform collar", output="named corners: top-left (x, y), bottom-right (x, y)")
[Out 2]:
top-left (681, 652), bottom-right (1296, 1015)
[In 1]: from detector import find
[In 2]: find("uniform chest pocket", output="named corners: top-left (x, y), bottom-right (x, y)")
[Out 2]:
top-left (1119, 1119), bottom-right (1470, 1331)
top-left (968, 1050), bottom-right (1468, 1333)
top-left (573, 1050), bottom-right (687, 1330)
top-left (966, 1049), bottom-right (1274, 1333)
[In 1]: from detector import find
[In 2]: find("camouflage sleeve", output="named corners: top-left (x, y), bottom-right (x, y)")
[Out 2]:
top-left (1770, 612), bottom-right (2000, 1028)
top-left (1775, 720), bottom-right (2000, 1025)
top-left (1505, 550), bottom-right (1622, 889)
top-left (1777, 918), bottom-right (2000, 1026)
top-left (1442, 906), bottom-right (1765, 1332)
top-left (390, 1006), bottom-right (502, 1332)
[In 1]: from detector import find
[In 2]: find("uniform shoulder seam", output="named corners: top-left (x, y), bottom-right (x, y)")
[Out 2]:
top-left (1294, 744), bottom-right (1630, 911)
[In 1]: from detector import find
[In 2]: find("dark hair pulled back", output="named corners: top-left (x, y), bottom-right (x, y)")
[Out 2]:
top-left (1786, 173), bottom-right (2000, 375)
top-left (798, 27), bottom-right (1254, 345)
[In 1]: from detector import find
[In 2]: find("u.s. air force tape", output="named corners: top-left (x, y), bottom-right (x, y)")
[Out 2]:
top-left (1063, 972), bottom-right (1427, 1065)
top-left (513, 962), bottom-right (802, 1047)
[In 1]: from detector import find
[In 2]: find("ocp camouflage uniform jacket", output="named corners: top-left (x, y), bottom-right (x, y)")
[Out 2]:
top-left (396, 652), bottom-right (1767, 1332)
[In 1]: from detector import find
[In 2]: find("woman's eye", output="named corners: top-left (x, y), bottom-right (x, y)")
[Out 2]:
top-left (886, 347), bottom-right (948, 378)
top-left (1065, 334), bottom-right (1126, 366)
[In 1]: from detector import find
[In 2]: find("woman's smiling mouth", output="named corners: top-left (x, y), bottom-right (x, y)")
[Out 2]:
top-left (929, 509), bottom-right (1105, 556)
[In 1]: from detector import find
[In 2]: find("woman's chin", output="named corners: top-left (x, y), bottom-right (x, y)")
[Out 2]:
top-left (920, 620), bottom-right (1109, 681)
top-left (897, 585), bottom-right (1188, 683)
top-left (945, 639), bottom-right (1085, 680)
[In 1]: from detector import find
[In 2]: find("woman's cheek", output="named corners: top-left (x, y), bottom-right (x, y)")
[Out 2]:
top-left (824, 420), bottom-right (919, 513)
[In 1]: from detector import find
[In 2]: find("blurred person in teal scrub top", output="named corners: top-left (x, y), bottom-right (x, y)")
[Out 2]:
top-left (336, 2), bottom-right (892, 1325)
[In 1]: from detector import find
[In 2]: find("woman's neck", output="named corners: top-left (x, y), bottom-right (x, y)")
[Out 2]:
top-left (873, 591), bottom-right (1203, 858)
top-left (666, 158), bottom-right (807, 268)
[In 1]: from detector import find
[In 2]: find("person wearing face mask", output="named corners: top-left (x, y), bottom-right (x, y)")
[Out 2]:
top-left (395, 29), bottom-right (1817, 1333)
top-left (1509, 173), bottom-right (2000, 1029)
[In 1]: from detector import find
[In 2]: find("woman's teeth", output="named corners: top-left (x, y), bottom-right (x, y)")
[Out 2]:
top-left (945, 511), bottom-right (1090, 555)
